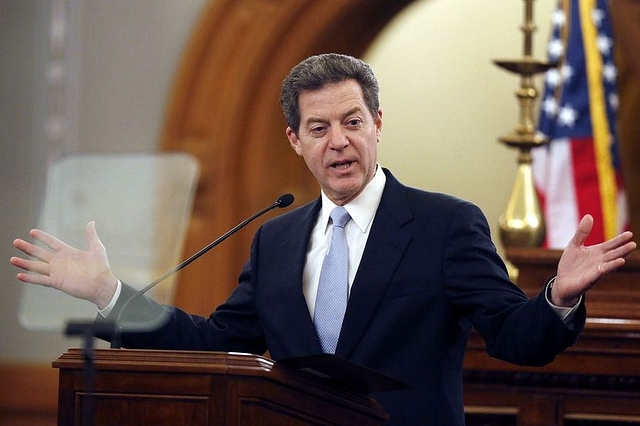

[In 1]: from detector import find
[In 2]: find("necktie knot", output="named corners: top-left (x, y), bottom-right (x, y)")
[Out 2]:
top-left (330, 206), bottom-right (351, 229)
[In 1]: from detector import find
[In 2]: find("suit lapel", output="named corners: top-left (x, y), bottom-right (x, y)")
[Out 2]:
top-left (273, 199), bottom-right (324, 354)
top-left (336, 171), bottom-right (414, 357)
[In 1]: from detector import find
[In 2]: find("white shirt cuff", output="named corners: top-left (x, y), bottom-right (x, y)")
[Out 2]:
top-left (97, 279), bottom-right (122, 318)
top-left (545, 277), bottom-right (582, 323)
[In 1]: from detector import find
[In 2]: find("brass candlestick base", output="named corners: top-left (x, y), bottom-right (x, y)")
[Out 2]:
top-left (495, 0), bottom-right (554, 248)
top-left (498, 148), bottom-right (545, 247)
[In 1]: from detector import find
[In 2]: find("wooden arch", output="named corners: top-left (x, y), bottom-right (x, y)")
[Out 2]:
top-left (161, 0), bottom-right (414, 314)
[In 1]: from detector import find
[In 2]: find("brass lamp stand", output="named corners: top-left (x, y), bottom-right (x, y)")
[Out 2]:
top-left (495, 0), bottom-right (554, 248)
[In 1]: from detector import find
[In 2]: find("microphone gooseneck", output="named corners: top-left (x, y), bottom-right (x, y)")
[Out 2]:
top-left (110, 193), bottom-right (295, 348)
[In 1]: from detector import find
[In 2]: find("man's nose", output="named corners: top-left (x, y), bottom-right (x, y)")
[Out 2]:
top-left (328, 128), bottom-right (349, 149)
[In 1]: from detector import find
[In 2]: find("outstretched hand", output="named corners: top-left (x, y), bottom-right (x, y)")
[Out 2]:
top-left (10, 221), bottom-right (118, 309)
top-left (552, 214), bottom-right (636, 307)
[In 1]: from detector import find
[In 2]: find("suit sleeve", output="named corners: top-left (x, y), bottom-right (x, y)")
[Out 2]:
top-left (443, 201), bottom-right (585, 366)
top-left (97, 239), bottom-right (268, 355)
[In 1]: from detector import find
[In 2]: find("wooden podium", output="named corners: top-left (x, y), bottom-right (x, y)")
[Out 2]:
top-left (53, 349), bottom-right (388, 426)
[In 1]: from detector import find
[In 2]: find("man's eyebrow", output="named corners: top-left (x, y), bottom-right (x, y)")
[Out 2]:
top-left (342, 106), bottom-right (364, 119)
top-left (304, 116), bottom-right (328, 126)
top-left (303, 106), bottom-right (366, 127)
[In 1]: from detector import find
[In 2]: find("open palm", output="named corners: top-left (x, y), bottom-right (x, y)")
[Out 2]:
top-left (11, 221), bottom-right (117, 309)
top-left (553, 215), bottom-right (636, 306)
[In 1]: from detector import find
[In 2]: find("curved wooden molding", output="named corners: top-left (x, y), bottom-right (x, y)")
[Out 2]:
top-left (161, 0), bottom-right (414, 314)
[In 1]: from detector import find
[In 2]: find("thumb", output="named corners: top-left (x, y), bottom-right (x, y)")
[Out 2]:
top-left (570, 214), bottom-right (594, 247)
top-left (85, 221), bottom-right (105, 251)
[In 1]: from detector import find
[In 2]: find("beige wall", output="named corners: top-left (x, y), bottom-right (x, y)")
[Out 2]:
top-left (367, 0), bottom-right (555, 248)
top-left (0, 0), bottom-right (555, 362)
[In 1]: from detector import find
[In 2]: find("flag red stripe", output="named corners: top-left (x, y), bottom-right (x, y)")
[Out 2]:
top-left (570, 137), bottom-right (604, 245)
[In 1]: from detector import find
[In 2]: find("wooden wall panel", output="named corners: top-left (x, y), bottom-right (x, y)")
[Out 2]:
top-left (610, 0), bottom-right (640, 237)
top-left (0, 362), bottom-right (57, 426)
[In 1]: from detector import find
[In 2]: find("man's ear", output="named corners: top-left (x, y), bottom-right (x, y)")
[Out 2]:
top-left (286, 127), bottom-right (303, 156)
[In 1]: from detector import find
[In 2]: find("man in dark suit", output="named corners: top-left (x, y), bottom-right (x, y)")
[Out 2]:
top-left (11, 54), bottom-right (636, 425)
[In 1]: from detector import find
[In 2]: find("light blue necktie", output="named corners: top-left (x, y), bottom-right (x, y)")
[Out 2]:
top-left (314, 206), bottom-right (351, 354)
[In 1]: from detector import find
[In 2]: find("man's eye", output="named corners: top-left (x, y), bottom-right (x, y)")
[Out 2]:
top-left (310, 126), bottom-right (326, 134)
top-left (347, 118), bottom-right (362, 127)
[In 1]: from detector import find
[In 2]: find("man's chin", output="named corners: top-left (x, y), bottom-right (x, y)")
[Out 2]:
top-left (326, 182), bottom-right (365, 204)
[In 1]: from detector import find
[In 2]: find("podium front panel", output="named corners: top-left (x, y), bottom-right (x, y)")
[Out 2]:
top-left (54, 349), bottom-right (388, 426)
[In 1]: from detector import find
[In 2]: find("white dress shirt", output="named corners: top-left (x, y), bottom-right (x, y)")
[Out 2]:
top-left (302, 165), bottom-right (386, 317)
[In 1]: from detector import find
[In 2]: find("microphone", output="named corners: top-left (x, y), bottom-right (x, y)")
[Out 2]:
top-left (109, 193), bottom-right (294, 348)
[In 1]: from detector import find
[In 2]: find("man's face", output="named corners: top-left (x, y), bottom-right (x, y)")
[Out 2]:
top-left (286, 79), bottom-right (383, 206)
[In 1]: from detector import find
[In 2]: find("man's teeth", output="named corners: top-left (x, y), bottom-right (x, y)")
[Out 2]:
top-left (333, 162), bottom-right (351, 169)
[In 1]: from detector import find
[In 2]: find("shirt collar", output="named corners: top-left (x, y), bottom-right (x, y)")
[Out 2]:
top-left (320, 164), bottom-right (386, 233)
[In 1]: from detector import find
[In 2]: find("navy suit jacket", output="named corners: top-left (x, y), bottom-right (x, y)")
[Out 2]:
top-left (114, 168), bottom-right (584, 425)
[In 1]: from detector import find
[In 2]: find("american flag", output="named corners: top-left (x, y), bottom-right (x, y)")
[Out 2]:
top-left (532, 0), bottom-right (628, 248)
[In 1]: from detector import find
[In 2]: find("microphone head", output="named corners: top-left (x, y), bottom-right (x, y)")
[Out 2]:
top-left (276, 193), bottom-right (295, 208)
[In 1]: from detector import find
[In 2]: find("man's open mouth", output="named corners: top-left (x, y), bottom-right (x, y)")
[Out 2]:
top-left (332, 161), bottom-right (353, 170)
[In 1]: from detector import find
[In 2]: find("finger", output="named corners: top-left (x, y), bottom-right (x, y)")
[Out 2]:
top-left (589, 233), bottom-right (636, 262)
top-left (602, 240), bottom-right (637, 262)
top-left (597, 257), bottom-right (626, 277)
top-left (10, 256), bottom-right (51, 276)
top-left (29, 228), bottom-right (69, 252)
top-left (13, 238), bottom-right (31, 254)
top-left (12, 238), bottom-right (54, 263)
top-left (16, 271), bottom-right (53, 287)
top-left (570, 214), bottom-right (594, 247)
top-left (598, 231), bottom-right (635, 251)
top-left (85, 221), bottom-right (103, 251)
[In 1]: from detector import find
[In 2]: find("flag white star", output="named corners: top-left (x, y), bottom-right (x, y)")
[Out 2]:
top-left (603, 62), bottom-right (617, 83)
top-left (558, 104), bottom-right (578, 127)
top-left (546, 68), bottom-right (561, 88)
top-left (543, 96), bottom-right (559, 117)
top-left (561, 64), bottom-right (574, 83)
top-left (597, 35), bottom-right (613, 56)
top-left (592, 8), bottom-right (605, 27)
top-left (609, 92), bottom-right (619, 111)
top-left (552, 9), bottom-right (566, 27)
top-left (547, 38), bottom-right (565, 60)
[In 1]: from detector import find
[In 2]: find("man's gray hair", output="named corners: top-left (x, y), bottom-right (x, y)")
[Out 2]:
top-left (280, 53), bottom-right (380, 135)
